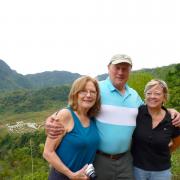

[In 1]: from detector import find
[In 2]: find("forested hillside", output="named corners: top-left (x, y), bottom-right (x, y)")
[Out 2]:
top-left (0, 85), bottom-right (70, 115)
top-left (0, 60), bottom-right (31, 91)
top-left (0, 63), bottom-right (179, 179)
top-left (25, 71), bottom-right (81, 89)
top-left (0, 59), bottom-right (81, 91)
top-left (129, 64), bottom-right (180, 111)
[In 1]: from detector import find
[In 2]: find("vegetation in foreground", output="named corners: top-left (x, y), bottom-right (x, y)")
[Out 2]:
top-left (0, 129), bottom-right (179, 180)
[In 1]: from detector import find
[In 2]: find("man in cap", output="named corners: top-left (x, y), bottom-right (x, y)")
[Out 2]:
top-left (93, 54), bottom-right (143, 179)
top-left (45, 54), bottom-right (180, 180)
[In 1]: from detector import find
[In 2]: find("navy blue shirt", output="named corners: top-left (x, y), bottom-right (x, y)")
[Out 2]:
top-left (132, 105), bottom-right (180, 171)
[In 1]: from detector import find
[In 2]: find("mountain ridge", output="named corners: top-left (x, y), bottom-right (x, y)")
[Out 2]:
top-left (0, 59), bottom-right (179, 91)
top-left (0, 59), bottom-right (81, 91)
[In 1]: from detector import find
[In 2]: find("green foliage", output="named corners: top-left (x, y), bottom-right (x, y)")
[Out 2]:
top-left (0, 85), bottom-right (70, 115)
top-left (128, 72), bottom-right (153, 98)
top-left (171, 148), bottom-right (180, 175)
top-left (0, 130), bottom-right (49, 179)
top-left (137, 64), bottom-right (178, 80)
top-left (13, 171), bottom-right (49, 180)
top-left (165, 64), bottom-right (180, 111)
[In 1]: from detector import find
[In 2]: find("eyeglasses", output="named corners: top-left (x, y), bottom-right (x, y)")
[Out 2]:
top-left (79, 90), bottom-right (97, 97)
top-left (145, 92), bottom-right (163, 97)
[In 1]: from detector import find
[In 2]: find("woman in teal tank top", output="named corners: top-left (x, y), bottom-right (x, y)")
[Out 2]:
top-left (43, 76), bottom-right (101, 180)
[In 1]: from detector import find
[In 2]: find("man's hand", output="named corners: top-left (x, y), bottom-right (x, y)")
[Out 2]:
top-left (45, 115), bottom-right (65, 139)
top-left (169, 109), bottom-right (180, 127)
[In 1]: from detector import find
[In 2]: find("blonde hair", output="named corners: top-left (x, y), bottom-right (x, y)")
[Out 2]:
top-left (144, 79), bottom-right (169, 101)
top-left (68, 76), bottom-right (101, 117)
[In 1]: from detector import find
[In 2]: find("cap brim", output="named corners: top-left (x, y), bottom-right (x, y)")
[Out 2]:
top-left (111, 59), bottom-right (132, 66)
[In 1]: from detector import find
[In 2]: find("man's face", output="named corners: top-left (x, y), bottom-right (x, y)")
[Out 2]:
top-left (108, 63), bottom-right (131, 90)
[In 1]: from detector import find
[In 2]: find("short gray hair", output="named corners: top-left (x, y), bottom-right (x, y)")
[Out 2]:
top-left (144, 79), bottom-right (169, 101)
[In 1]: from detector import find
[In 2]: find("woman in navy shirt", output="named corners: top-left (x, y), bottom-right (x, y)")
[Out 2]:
top-left (132, 79), bottom-right (180, 180)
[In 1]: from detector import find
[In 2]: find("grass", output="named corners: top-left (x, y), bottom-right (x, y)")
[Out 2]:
top-left (0, 102), bottom-right (66, 125)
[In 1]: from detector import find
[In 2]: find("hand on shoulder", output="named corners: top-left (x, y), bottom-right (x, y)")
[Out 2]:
top-left (55, 108), bottom-right (73, 133)
top-left (45, 108), bottom-right (72, 138)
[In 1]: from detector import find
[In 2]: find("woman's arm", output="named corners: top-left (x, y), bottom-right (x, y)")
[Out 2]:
top-left (43, 109), bottom-right (88, 179)
top-left (43, 136), bottom-right (75, 177)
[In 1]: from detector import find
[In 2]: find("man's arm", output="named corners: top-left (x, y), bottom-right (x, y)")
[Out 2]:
top-left (45, 112), bottom-right (65, 139)
top-left (168, 109), bottom-right (180, 127)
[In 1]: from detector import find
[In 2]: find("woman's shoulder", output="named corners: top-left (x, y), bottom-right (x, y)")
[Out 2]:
top-left (55, 108), bottom-right (72, 125)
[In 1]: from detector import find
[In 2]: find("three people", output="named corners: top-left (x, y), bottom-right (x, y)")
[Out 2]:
top-left (45, 54), bottom-right (180, 180)
top-left (132, 79), bottom-right (180, 180)
top-left (43, 76), bottom-right (101, 180)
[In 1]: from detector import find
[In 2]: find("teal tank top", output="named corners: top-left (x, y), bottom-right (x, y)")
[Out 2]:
top-left (56, 107), bottom-right (99, 172)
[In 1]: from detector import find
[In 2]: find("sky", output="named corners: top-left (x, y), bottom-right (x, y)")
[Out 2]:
top-left (0, 0), bottom-right (180, 77)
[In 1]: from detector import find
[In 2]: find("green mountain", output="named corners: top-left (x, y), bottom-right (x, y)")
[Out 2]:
top-left (96, 64), bottom-right (179, 81)
top-left (1, 59), bottom-right (178, 92)
top-left (0, 59), bottom-right (31, 91)
top-left (0, 59), bottom-right (81, 91)
top-left (25, 71), bottom-right (81, 89)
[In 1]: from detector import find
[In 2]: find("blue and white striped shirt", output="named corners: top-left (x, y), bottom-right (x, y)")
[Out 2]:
top-left (96, 77), bottom-right (143, 154)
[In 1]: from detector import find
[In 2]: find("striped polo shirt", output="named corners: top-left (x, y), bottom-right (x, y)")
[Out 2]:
top-left (96, 77), bottom-right (143, 154)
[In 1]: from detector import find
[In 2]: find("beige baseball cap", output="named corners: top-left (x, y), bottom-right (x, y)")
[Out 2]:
top-left (109, 54), bottom-right (132, 66)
